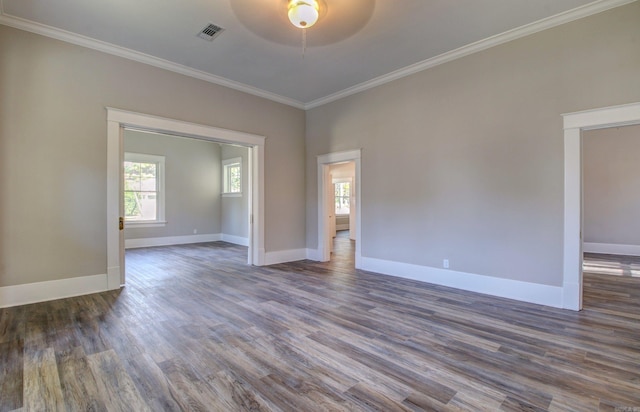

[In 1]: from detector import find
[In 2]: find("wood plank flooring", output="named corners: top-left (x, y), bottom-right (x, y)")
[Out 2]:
top-left (1, 236), bottom-right (639, 411)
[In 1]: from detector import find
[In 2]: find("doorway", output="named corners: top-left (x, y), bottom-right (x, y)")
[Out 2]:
top-left (562, 102), bottom-right (640, 310)
top-left (317, 150), bottom-right (362, 268)
top-left (106, 108), bottom-right (265, 288)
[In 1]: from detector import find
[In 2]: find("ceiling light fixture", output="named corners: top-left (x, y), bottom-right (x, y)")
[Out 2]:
top-left (288, 0), bottom-right (319, 29)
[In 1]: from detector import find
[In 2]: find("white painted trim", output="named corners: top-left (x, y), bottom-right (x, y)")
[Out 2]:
top-left (1, 0), bottom-right (631, 110)
top-left (125, 233), bottom-right (222, 249)
top-left (0, 13), bottom-right (304, 109)
top-left (0, 274), bottom-right (111, 309)
top-left (306, 248), bottom-right (321, 261)
top-left (264, 249), bottom-right (308, 265)
top-left (317, 150), bottom-right (362, 267)
top-left (221, 234), bottom-right (249, 247)
top-left (361, 257), bottom-right (564, 309)
top-left (563, 101), bottom-right (640, 311)
top-left (583, 242), bottom-right (640, 256)
top-left (107, 108), bottom-right (266, 288)
top-left (304, 0), bottom-right (637, 109)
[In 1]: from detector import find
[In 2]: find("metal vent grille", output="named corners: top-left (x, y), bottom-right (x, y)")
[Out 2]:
top-left (197, 23), bottom-right (224, 41)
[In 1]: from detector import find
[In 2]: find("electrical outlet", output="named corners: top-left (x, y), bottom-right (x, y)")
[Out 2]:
top-left (193, 229), bottom-right (198, 234)
top-left (443, 259), bottom-right (449, 269)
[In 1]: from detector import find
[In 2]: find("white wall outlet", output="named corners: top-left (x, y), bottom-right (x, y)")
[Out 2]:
top-left (193, 229), bottom-right (198, 234)
top-left (443, 259), bottom-right (449, 269)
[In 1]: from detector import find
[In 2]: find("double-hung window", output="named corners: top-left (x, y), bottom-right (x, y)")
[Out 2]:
top-left (124, 152), bottom-right (166, 227)
top-left (335, 181), bottom-right (350, 215)
top-left (222, 157), bottom-right (242, 196)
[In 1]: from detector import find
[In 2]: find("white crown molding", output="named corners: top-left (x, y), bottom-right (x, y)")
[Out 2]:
top-left (0, 0), bottom-right (635, 110)
top-left (304, 0), bottom-right (638, 109)
top-left (0, 12), bottom-right (306, 110)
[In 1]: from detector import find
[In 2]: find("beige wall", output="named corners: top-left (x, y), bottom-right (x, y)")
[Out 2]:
top-left (306, 3), bottom-right (640, 287)
top-left (221, 145), bottom-right (249, 239)
top-left (0, 24), bottom-right (305, 287)
top-left (124, 130), bottom-right (222, 240)
top-left (584, 124), bottom-right (640, 246)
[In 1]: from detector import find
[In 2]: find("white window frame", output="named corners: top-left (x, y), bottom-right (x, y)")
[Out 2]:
top-left (124, 152), bottom-right (166, 228)
top-left (222, 157), bottom-right (242, 197)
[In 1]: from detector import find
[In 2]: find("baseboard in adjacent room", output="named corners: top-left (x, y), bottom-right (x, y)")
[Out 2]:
top-left (583, 242), bottom-right (640, 257)
top-left (221, 234), bottom-right (249, 247)
top-left (125, 233), bottom-right (222, 249)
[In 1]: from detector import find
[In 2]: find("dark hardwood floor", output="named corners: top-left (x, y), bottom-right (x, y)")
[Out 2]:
top-left (1, 237), bottom-right (639, 411)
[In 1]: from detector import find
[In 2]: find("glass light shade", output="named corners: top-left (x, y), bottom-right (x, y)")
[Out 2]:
top-left (288, 1), bottom-right (319, 28)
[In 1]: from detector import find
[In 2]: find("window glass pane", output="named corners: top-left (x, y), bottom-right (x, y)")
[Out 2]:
top-left (335, 182), bottom-right (350, 215)
top-left (224, 162), bottom-right (241, 193)
top-left (124, 160), bottom-right (158, 221)
top-left (229, 164), bottom-right (241, 192)
top-left (124, 161), bottom-right (141, 191)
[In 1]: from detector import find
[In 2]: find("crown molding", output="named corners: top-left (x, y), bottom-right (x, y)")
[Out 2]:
top-left (0, 12), bottom-right (306, 110)
top-left (0, 0), bottom-right (635, 111)
top-left (304, 0), bottom-right (638, 109)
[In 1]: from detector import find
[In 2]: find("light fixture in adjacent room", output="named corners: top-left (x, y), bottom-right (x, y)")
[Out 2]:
top-left (288, 0), bottom-right (319, 28)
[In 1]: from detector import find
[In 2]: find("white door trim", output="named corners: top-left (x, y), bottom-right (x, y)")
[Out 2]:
top-left (317, 150), bottom-right (362, 268)
top-left (562, 102), bottom-right (640, 310)
top-left (106, 108), bottom-right (266, 286)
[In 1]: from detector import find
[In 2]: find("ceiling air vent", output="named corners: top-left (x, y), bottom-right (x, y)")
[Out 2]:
top-left (197, 23), bottom-right (224, 41)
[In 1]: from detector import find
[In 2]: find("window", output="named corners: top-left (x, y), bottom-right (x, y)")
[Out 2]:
top-left (124, 152), bottom-right (165, 226)
top-left (223, 157), bottom-right (242, 196)
top-left (335, 181), bottom-right (350, 215)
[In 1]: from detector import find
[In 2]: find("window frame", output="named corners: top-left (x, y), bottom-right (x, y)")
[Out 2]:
top-left (124, 152), bottom-right (166, 228)
top-left (222, 157), bottom-right (242, 197)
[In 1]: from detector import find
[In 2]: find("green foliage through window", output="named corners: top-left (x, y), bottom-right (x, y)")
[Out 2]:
top-left (124, 160), bottom-right (158, 221)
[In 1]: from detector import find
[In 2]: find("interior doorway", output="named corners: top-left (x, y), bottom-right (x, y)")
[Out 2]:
top-left (106, 108), bottom-right (265, 289)
top-left (121, 128), bottom-right (251, 265)
top-left (562, 102), bottom-right (640, 311)
top-left (317, 150), bottom-right (362, 268)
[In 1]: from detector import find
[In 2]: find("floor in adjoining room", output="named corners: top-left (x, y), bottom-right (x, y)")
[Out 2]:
top-left (1, 242), bottom-right (639, 411)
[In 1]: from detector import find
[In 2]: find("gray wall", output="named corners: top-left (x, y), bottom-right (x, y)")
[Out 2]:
top-left (124, 130), bottom-right (221, 240)
top-left (0, 24), bottom-right (305, 287)
top-left (221, 145), bottom-right (249, 239)
top-left (584, 124), bottom-right (640, 246)
top-left (305, 3), bottom-right (640, 287)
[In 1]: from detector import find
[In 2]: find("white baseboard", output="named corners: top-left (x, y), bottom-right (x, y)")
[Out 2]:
top-left (306, 248), bottom-right (321, 261)
top-left (264, 249), bottom-right (308, 265)
top-left (583, 242), bottom-right (640, 257)
top-left (221, 234), bottom-right (249, 247)
top-left (360, 256), bottom-right (564, 309)
top-left (125, 233), bottom-right (222, 249)
top-left (0, 274), bottom-right (112, 308)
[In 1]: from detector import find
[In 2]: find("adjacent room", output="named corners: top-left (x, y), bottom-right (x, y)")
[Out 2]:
top-left (1, 0), bottom-right (639, 410)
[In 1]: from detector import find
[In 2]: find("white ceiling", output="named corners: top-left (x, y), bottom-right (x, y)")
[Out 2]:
top-left (0, 0), bottom-right (629, 108)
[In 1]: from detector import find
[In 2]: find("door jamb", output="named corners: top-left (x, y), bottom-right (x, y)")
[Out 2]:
top-left (562, 102), bottom-right (640, 310)
top-left (317, 149), bottom-right (362, 268)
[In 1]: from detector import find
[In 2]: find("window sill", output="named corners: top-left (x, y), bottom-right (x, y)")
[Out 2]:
top-left (222, 193), bottom-right (242, 198)
top-left (125, 220), bottom-right (167, 228)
